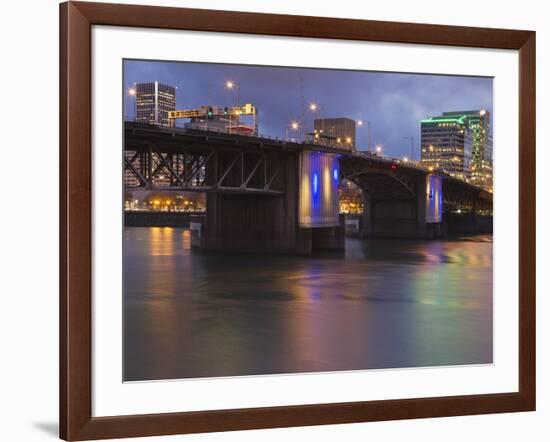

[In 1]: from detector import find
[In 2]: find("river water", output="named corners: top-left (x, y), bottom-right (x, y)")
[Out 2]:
top-left (124, 227), bottom-right (493, 381)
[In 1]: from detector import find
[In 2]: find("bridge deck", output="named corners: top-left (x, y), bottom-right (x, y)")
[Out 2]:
top-left (123, 121), bottom-right (492, 205)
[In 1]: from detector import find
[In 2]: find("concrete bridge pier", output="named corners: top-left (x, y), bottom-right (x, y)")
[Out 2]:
top-left (361, 174), bottom-right (444, 239)
top-left (198, 192), bottom-right (306, 253)
top-left (195, 196), bottom-right (344, 255)
top-left (193, 154), bottom-right (325, 255)
top-left (193, 151), bottom-right (345, 254)
top-left (198, 154), bottom-right (308, 254)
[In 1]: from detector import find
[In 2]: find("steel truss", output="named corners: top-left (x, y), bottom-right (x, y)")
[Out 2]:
top-left (124, 145), bottom-right (285, 194)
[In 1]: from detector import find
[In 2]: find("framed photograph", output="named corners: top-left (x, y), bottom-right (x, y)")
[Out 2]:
top-left (60, 1), bottom-right (536, 440)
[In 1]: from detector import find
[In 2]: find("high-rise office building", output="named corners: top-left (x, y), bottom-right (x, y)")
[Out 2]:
top-left (441, 110), bottom-right (493, 190)
top-left (313, 118), bottom-right (357, 151)
top-left (420, 114), bottom-right (473, 182)
top-left (135, 81), bottom-right (176, 127)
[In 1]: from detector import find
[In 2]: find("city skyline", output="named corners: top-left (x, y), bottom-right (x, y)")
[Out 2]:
top-left (124, 60), bottom-right (493, 160)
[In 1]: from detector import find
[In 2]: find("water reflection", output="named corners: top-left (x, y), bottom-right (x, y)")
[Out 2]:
top-left (124, 228), bottom-right (493, 381)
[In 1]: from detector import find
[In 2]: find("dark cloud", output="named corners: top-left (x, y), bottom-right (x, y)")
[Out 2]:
top-left (124, 60), bottom-right (493, 159)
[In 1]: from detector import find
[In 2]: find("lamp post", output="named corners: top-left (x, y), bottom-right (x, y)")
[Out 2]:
top-left (225, 80), bottom-right (240, 107)
top-left (225, 81), bottom-right (240, 106)
top-left (128, 86), bottom-right (136, 122)
top-left (356, 119), bottom-right (372, 151)
top-left (403, 136), bottom-right (415, 162)
top-left (225, 80), bottom-right (241, 133)
top-left (366, 121), bottom-right (372, 151)
top-left (286, 120), bottom-right (300, 141)
top-left (306, 102), bottom-right (319, 142)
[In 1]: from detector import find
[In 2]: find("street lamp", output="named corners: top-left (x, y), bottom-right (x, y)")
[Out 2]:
top-left (304, 102), bottom-right (320, 142)
top-left (403, 136), bottom-right (415, 161)
top-left (356, 119), bottom-right (372, 150)
top-left (128, 86), bottom-right (136, 122)
top-left (225, 80), bottom-right (240, 107)
top-left (375, 145), bottom-right (382, 154)
top-left (225, 80), bottom-right (241, 132)
top-left (286, 120), bottom-right (300, 140)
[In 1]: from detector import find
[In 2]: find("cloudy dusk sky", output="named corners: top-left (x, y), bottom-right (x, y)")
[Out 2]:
top-left (124, 60), bottom-right (493, 160)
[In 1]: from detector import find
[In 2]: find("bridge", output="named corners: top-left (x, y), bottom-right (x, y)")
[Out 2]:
top-left (124, 121), bottom-right (492, 253)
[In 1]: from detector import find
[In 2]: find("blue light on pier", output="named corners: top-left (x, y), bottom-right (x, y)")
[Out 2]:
top-left (313, 173), bottom-right (319, 195)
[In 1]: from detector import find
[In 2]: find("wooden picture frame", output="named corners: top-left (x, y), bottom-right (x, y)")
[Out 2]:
top-left (60, 1), bottom-right (536, 440)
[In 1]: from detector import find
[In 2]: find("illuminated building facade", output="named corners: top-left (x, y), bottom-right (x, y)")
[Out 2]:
top-left (135, 81), bottom-right (176, 126)
top-left (339, 180), bottom-right (363, 214)
top-left (313, 118), bottom-right (357, 151)
top-left (420, 114), bottom-right (473, 182)
top-left (441, 110), bottom-right (493, 190)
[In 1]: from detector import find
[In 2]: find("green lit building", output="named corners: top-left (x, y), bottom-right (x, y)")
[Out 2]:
top-left (420, 114), bottom-right (473, 182)
top-left (441, 110), bottom-right (493, 191)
